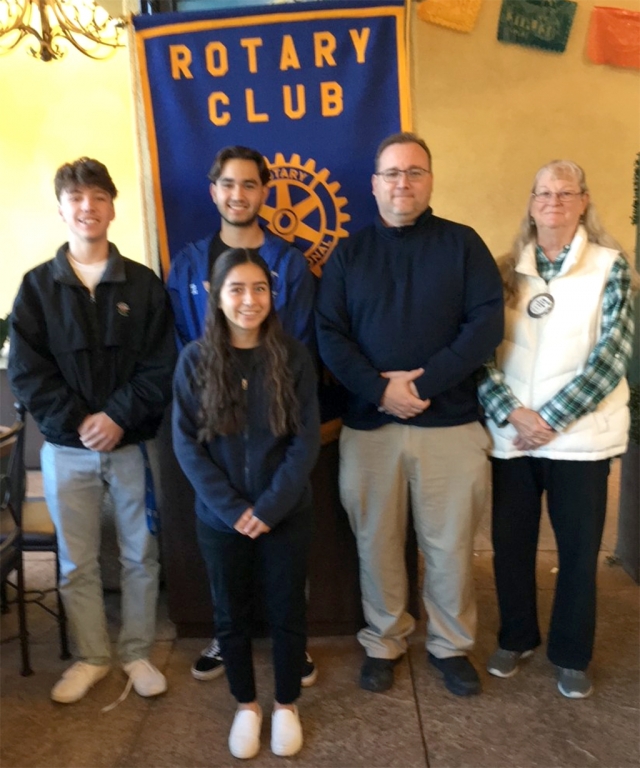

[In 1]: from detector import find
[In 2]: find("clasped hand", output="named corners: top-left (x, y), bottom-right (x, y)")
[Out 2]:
top-left (78, 412), bottom-right (124, 452)
top-left (508, 407), bottom-right (555, 450)
top-left (379, 369), bottom-right (431, 420)
top-left (234, 507), bottom-right (271, 539)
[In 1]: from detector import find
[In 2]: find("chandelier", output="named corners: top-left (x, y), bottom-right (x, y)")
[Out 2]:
top-left (0, 0), bottom-right (127, 61)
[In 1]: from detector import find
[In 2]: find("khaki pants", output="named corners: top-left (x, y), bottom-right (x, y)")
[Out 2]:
top-left (340, 422), bottom-right (489, 659)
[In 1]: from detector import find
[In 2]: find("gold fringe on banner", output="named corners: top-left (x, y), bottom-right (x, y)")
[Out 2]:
top-left (404, 0), bottom-right (413, 131)
top-left (127, 20), bottom-right (160, 277)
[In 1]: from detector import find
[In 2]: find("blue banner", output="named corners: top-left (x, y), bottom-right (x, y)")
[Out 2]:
top-left (133, 0), bottom-right (411, 277)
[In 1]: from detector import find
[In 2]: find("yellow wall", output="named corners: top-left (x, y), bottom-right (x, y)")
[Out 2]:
top-left (0, 40), bottom-right (143, 317)
top-left (1, 0), bottom-right (639, 318)
top-left (412, 0), bottom-right (640, 258)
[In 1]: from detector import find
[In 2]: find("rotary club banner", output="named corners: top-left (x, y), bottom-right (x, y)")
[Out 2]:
top-left (132, 0), bottom-right (411, 278)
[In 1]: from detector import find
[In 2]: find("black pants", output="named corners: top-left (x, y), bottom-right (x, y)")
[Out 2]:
top-left (196, 504), bottom-right (312, 704)
top-left (491, 457), bottom-right (610, 670)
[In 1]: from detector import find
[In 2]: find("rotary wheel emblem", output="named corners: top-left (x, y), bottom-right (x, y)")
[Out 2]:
top-left (260, 153), bottom-right (351, 276)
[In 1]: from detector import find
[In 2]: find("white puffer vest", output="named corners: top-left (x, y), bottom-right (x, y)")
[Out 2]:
top-left (488, 227), bottom-right (629, 461)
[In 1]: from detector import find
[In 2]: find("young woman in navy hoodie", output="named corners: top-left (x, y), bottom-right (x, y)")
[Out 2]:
top-left (172, 249), bottom-right (320, 760)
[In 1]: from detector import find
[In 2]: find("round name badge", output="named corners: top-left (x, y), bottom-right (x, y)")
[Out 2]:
top-left (527, 293), bottom-right (555, 318)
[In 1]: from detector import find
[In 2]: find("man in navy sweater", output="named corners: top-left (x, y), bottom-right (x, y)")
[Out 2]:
top-left (316, 133), bottom-right (503, 696)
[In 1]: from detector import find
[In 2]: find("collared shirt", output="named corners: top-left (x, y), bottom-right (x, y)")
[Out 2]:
top-left (479, 248), bottom-right (635, 431)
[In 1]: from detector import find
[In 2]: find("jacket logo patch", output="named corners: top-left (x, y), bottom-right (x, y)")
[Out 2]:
top-left (116, 302), bottom-right (130, 317)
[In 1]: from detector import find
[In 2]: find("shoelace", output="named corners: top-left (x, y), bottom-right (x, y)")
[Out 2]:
top-left (203, 639), bottom-right (222, 659)
top-left (101, 676), bottom-right (133, 713)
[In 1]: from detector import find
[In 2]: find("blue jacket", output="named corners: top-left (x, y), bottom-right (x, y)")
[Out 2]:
top-left (167, 229), bottom-right (315, 348)
top-left (316, 209), bottom-right (504, 430)
top-left (172, 337), bottom-right (320, 532)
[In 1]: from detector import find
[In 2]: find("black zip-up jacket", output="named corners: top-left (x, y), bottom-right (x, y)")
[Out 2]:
top-left (8, 244), bottom-right (177, 448)
top-left (171, 338), bottom-right (321, 532)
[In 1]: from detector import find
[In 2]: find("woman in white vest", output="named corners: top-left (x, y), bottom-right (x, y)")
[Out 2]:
top-left (479, 160), bottom-right (638, 699)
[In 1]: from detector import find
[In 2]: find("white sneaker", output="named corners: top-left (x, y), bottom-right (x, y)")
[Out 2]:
top-left (229, 706), bottom-right (262, 759)
top-left (122, 659), bottom-right (167, 697)
top-left (51, 661), bottom-right (110, 704)
top-left (271, 706), bottom-right (303, 757)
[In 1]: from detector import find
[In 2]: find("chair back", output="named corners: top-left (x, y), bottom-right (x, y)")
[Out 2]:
top-left (0, 419), bottom-right (26, 577)
top-left (0, 415), bottom-right (33, 675)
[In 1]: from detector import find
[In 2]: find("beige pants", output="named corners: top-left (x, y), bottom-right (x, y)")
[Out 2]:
top-left (340, 422), bottom-right (489, 660)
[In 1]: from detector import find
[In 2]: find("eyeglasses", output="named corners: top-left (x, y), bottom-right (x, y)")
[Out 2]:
top-left (531, 190), bottom-right (583, 203)
top-left (375, 167), bottom-right (431, 183)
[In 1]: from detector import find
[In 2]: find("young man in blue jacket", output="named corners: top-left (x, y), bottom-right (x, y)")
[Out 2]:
top-left (9, 158), bottom-right (177, 704)
top-left (317, 133), bottom-right (504, 697)
top-left (168, 146), bottom-right (315, 349)
top-left (167, 145), bottom-right (317, 684)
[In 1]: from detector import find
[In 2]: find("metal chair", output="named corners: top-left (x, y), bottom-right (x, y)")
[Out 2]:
top-left (0, 418), bottom-right (32, 675)
top-left (15, 405), bottom-right (70, 661)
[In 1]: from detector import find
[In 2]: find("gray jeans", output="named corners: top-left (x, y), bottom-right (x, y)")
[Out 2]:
top-left (41, 441), bottom-right (160, 665)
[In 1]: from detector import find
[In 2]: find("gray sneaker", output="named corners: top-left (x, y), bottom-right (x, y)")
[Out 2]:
top-left (487, 648), bottom-right (534, 678)
top-left (557, 668), bottom-right (593, 699)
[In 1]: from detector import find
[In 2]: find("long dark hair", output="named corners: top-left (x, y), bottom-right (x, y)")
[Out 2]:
top-left (196, 248), bottom-right (300, 440)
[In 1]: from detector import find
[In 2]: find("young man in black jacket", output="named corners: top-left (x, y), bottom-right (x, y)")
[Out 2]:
top-left (9, 158), bottom-right (177, 704)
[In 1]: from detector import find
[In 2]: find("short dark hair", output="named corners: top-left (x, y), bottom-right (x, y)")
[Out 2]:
top-left (54, 157), bottom-right (118, 201)
top-left (207, 146), bottom-right (270, 186)
top-left (374, 132), bottom-right (432, 171)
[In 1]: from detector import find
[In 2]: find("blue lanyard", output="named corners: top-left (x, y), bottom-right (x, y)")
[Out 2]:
top-left (140, 443), bottom-right (159, 536)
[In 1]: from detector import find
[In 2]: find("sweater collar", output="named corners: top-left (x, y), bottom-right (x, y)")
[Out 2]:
top-left (374, 207), bottom-right (433, 239)
top-left (53, 242), bottom-right (126, 285)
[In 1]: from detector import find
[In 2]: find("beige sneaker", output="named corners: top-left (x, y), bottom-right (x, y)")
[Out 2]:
top-left (51, 662), bottom-right (110, 704)
top-left (122, 659), bottom-right (167, 697)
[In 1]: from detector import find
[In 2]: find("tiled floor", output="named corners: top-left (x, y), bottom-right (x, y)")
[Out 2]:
top-left (1, 462), bottom-right (638, 768)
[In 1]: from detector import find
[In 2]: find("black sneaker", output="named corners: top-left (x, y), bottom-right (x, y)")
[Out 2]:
top-left (359, 656), bottom-right (400, 693)
top-left (191, 638), bottom-right (225, 681)
top-left (301, 652), bottom-right (318, 687)
top-left (428, 653), bottom-right (481, 696)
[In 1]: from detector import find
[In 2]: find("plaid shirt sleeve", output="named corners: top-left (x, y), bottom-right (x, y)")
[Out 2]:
top-left (538, 254), bottom-right (635, 431)
top-left (477, 359), bottom-right (522, 427)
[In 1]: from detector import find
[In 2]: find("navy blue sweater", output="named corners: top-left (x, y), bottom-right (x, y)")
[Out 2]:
top-left (316, 209), bottom-right (504, 429)
top-left (172, 337), bottom-right (320, 532)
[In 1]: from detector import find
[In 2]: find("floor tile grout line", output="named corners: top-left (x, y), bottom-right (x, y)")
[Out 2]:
top-left (407, 648), bottom-right (431, 768)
